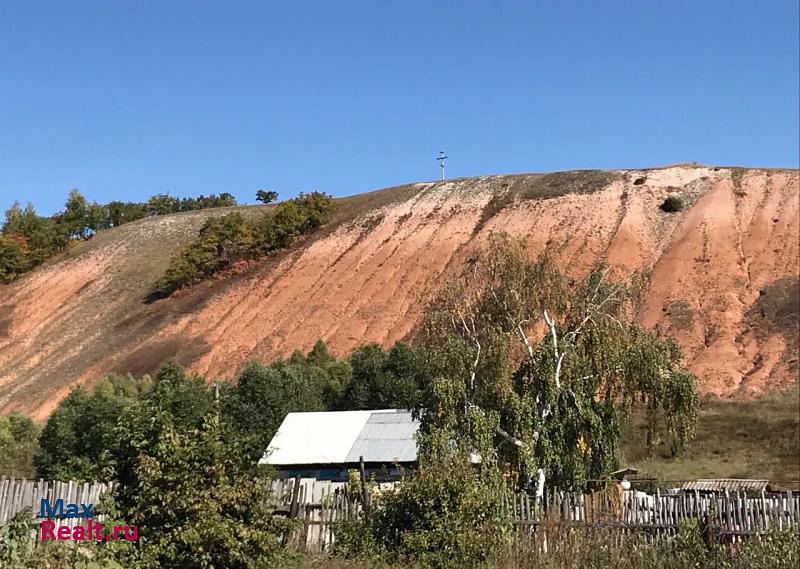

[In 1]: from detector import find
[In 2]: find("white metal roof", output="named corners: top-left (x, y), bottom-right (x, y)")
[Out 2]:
top-left (259, 409), bottom-right (418, 466)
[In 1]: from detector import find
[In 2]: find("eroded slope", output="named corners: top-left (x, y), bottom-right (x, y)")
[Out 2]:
top-left (1, 166), bottom-right (797, 418)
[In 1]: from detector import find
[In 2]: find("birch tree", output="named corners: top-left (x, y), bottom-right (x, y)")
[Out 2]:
top-left (415, 233), bottom-right (698, 492)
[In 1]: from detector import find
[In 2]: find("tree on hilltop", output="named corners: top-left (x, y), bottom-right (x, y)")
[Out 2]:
top-left (255, 189), bottom-right (278, 204)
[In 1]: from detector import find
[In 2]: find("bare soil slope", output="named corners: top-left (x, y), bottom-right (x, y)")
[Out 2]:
top-left (1, 166), bottom-right (797, 419)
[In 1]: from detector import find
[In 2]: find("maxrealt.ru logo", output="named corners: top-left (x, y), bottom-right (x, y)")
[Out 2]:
top-left (39, 498), bottom-right (138, 542)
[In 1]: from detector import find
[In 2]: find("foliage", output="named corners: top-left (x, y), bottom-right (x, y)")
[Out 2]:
top-left (334, 343), bottom-right (427, 411)
top-left (109, 402), bottom-right (288, 568)
top-left (35, 374), bottom-right (151, 482)
top-left (256, 189), bottom-right (279, 204)
top-left (106, 200), bottom-right (148, 227)
top-left (254, 191), bottom-right (335, 252)
top-left (154, 191), bottom-right (335, 297)
top-left (224, 344), bottom-right (348, 459)
top-left (0, 413), bottom-right (40, 478)
top-left (326, 521), bottom-right (800, 569)
top-left (0, 511), bottom-right (124, 569)
top-left (659, 196), bottom-right (684, 213)
top-left (62, 189), bottom-right (90, 239)
top-left (0, 201), bottom-right (68, 280)
top-left (153, 211), bottom-right (257, 296)
top-left (0, 189), bottom-right (239, 285)
top-left (416, 233), bottom-right (698, 491)
top-left (147, 192), bottom-right (237, 215)
top-left (0, 235), bottom-right (27, 283)
top-left (335, 459), bottom-right (509, 569)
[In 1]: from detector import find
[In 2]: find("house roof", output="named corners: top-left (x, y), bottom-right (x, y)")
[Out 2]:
top-left (680, 479), bottom-right (769, 493)
top-left (259, 409), bottom-right (418, 467)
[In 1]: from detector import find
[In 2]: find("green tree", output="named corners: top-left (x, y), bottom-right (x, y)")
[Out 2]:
top-left (86, 202), bottom-right (109, 233)
top-left (417, 233), bottom-right (698, 491)
top-left (109, 404), bottom-right (287, 569)
top-left (34, 374), bottom-right (153, 482)
top-left (2, 202), bottom-right (67, 269)
top-left (223, 356), bottom-right (335, 459)
top-left (147, 193), bottom-right (180, 215)
top-left (35, 388), bottom-right (125, 482)
top-left (153, 192), bottom-right (334, 297)
top-left (0, 235), bottom-right (26, 283)
top-left (62, 189), bottom-right (89, 239)
top-left (255, 189), bottom-right (278, 204)
top-left (137, 361), bottom-right (212, 432)
top-left (335, 343), bottom-right (426, 410)
top-left (106, 201), bottom-right (147, 227)
top-left (154, 212), bottom-right (257, 296)
top-left (256, 191), bottom-right (334, 251)
top-left (0, 413), bottom-right (40, 478)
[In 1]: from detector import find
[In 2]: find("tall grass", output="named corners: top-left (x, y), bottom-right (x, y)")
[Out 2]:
top-left (296, 523), bottom-right (800, 569)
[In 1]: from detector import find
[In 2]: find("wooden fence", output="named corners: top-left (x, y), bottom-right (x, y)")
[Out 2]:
top-left (501, 487), bottom-right (800, 545)
top-left (4, 477), bottom-right (798, 553)
top-left (270, 478), bottom-right (800, 552)
top-left (0, 478), bottom-right (113, 528)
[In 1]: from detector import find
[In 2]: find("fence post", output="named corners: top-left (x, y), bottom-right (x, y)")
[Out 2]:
top-left (359, 456), bottom-right (369, 516)
top-left (289, 476), bottom-right (302, 519)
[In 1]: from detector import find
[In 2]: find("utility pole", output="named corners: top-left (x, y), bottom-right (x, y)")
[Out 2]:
top-left (437, 150), bottom-right (448, 180)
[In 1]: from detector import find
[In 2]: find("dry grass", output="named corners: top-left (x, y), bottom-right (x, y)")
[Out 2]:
top-left (293, 524), bottom-right (800, 569)
top-left (621, 387), bottom-right (800, 485)
top-left (665, 300), bottom-right (694, 331)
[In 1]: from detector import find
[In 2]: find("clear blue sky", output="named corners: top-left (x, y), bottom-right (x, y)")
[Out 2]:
top-left (1, 1), bottom-right (798, 216)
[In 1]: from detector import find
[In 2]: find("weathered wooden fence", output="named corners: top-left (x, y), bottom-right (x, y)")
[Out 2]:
top-left (270, 478), bottom-right (800, 552)
top-left (0, 478), bottom-right (113, 528)
top-left (502, 488), bottom-right (800, 545)
top-left (5, 477), bottom-right (798, 552)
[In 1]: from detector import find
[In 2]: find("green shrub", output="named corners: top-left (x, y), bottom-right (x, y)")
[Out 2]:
top-left (0, 413), bottom-right (40, 478)
top-left (154, 211), bottom-right (256, 296)
top-left (659, 196), bottom-right (684, 213)
top-left (0, 511), bottom-right (123, 569)
top-left (338, 460), bottom-right (510, 569)
top-left (154, 192), bottom-right (334, 297)
top-left (0, 235), bottom-right (27, 283)
top-left (110, 407), bottom-right (289, 569)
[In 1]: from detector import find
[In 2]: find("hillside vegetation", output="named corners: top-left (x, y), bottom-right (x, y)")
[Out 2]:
top-left (0, 189), bottom-right (238, 284)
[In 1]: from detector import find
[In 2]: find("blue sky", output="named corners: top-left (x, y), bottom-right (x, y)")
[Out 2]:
top-left (1, 1), bottom-right (798, 216)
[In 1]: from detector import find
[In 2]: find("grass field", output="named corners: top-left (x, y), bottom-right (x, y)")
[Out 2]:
top-left (621, 387), bottom-right (800, 486)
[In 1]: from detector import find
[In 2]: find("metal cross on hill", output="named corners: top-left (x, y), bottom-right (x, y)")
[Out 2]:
top-left (437, 150), bottom-right (447, 180)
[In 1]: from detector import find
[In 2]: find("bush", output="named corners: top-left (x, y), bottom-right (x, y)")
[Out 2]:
top-left (660, 196), bottom-right (684, 213)
top-left (0, 413), bottom-right (39, 478)
top-left (0, 235), bottom-right (27, 283)
top-left (154, 212), bottom-right (257, 296)
top-left (110, 407), bottom-right (288, 569)
top-left (336, 460), bottom-right (510, 569)
top-left (153, 192), bottom-right (334, 297)
top-left (0, 511), bottom-right (123, 569)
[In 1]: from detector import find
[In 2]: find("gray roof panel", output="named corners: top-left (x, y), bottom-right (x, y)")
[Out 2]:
top-left (345, 410), bottom-right (418, 463)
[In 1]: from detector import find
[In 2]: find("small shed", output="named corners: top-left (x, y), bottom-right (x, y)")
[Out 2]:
top-left (260, 409), bottom-right (418, 481)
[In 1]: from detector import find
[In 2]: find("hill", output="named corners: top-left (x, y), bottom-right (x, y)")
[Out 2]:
top-left (0, 165), bottom-right (798, 419)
